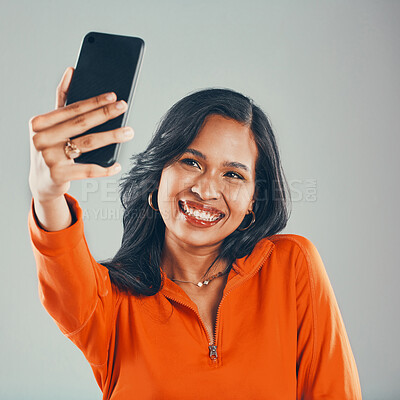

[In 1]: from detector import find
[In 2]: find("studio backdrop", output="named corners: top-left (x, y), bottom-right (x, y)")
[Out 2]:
top-left (0, 1), bottom-right (399, 399)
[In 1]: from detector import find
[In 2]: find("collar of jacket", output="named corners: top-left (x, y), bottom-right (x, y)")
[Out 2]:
top-left (160, 238), bottom-right (275, 302)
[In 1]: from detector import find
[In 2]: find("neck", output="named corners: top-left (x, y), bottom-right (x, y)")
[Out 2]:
top-left (161, 234), bottom-right (227, 283)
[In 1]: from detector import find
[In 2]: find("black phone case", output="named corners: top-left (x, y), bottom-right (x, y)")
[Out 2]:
top-left (65, 32), bottom-right (145, 167)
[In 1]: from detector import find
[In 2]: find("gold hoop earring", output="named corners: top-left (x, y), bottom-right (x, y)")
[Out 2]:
top-left (237, 210), bottom-right (255, 231)
top-left (148, 191), bottom-right (159, 212)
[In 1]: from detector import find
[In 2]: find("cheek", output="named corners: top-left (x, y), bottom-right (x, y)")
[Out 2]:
top-left (157, 177), bottom-right (175, 226)
top-left (225, 184), bottom-right (254, 210)
top-left (157, 174), bottom-right (175, 214)
top-left (157, 169), bottom-right (190, 218)
top-left (158, 167), bottom-right (195, 202)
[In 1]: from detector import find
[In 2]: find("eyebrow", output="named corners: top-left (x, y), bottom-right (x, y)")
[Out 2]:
top-left (183, 148), bottom-right (250, 173)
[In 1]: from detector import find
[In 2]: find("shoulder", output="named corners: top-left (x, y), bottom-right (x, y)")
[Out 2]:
top-left (266, 234), bottom-right (330, 293)
top-left (268, 233), bottom-right (315, 248)
top-left (265, 233), bottom-right (320, 260)
top-left (246, 234), bottom-right (326, 283)
top-left (262, 234), bottom-right (326, 280)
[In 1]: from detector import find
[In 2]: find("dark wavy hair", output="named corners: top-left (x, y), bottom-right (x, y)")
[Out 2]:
top-left (102, 88), bottom-right (292, 296)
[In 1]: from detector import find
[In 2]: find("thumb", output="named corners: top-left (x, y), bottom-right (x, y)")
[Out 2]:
top-left (55, 67), bottom-right (74, 109)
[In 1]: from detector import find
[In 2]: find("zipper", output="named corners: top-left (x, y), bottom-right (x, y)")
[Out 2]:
top-left (163, 243), bottom-right (274, 365)
top-left (208, 345), bottom-right (218, 361)
top-left (162, 294), bottom-right (214, 345)
top-left (209, 244), bottom-right (275, 362)
top-left (164, 292), bottom-right (221, 365)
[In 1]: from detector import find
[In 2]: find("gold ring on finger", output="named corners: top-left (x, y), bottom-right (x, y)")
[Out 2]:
top-left (64, 138), bottom-right (82, 160)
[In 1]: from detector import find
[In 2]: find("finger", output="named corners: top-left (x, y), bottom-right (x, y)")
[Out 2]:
top-left (51, 162), bottom-right (122, 184)
top-left (31, 91), bottom-right (118, 134)
top-left (41, 127), bottom-right (134, 167)
top-left (72, 126), bottom-right (134, 153)
top-left (32, 100), bottom-right (127, 151)
top-left (56, 67), bottom-right (74, 109)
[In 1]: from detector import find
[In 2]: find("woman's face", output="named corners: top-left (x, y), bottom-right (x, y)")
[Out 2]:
top-left (157, 114), bottom-right (258, 249)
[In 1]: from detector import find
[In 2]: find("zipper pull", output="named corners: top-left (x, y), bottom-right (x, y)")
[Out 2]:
top-left (208, 345), bottom-right (218, 361)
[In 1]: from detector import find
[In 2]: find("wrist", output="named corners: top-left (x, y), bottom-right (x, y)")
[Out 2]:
top-left (33, 193), bottom-right (67, 207)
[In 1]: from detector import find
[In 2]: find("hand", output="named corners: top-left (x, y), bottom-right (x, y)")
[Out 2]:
top-left (29, 67), bottom-right (134, 203)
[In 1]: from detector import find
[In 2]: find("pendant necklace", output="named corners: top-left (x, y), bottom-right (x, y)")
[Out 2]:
top-left (170, 264), bottom-right (232, 287)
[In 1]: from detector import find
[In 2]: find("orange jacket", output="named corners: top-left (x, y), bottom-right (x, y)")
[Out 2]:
top-left (28, 194), bottom-right (362, 399)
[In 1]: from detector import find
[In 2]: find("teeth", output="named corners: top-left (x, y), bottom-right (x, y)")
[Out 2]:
top-left (181, 203), bottom-right (222, 222)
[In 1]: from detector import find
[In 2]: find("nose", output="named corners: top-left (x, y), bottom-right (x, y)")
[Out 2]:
top-left (190, 175), bottom-right (221, 201)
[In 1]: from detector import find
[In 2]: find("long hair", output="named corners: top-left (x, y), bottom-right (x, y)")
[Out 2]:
top-left (102, 88), bottom-right (292, 296)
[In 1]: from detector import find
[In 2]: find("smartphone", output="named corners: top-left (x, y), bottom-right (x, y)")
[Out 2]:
top-left (65, 31), bottom-right (145, 167)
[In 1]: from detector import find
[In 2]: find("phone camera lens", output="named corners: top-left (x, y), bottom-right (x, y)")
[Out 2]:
top-left (88, 36), bottom-right (95, 43)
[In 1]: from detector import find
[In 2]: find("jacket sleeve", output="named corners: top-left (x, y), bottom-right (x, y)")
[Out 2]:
top-left (28, 193), bottom-right (120, 371)
top-left (294, 235), bottom-right (362, 399)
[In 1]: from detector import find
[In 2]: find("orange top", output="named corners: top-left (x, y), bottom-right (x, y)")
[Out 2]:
top-left (28, 194), bottom-right (362, 400)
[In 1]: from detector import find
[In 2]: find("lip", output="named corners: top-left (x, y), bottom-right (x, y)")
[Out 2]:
top-left (178, 200), bottom-right (225, 228)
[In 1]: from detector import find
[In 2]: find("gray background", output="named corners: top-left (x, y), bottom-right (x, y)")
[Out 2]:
top-left (1, 0), bottom-right (398, 399)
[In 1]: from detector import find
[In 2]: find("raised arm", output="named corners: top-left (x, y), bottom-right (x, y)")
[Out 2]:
top-left (27, 67), bottom-right (134, 380)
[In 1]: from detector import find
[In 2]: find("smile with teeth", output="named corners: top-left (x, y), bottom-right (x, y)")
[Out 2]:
top-left (179, 201), bottom-right (224, 222)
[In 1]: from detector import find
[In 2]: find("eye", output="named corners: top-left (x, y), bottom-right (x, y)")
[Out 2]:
top-left (224, 171), bottom-right (245, 180)
top-left (180, 158), bottom-right (201, 169)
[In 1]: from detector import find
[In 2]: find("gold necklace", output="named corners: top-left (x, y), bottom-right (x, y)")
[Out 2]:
top-left (170, 265), bottom-right (232, 288)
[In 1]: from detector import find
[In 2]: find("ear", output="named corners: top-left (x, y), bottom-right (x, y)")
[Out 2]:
top-left (248, 199), bottom-right (255, 213)
top-left (250, 187), bottom-right (258, 212)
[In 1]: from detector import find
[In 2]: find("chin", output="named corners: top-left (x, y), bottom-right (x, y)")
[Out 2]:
top-left (164, 222), bottom-right (225, 248)
top-left (180, 234), bottom-right (225, 248)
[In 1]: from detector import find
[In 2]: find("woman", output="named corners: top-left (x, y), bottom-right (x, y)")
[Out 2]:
top-left (28, 67), bottom-right (362, 399)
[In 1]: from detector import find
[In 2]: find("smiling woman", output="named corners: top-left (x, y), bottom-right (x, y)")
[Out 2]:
top-left (28, 69), bottom-right (362, 399)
